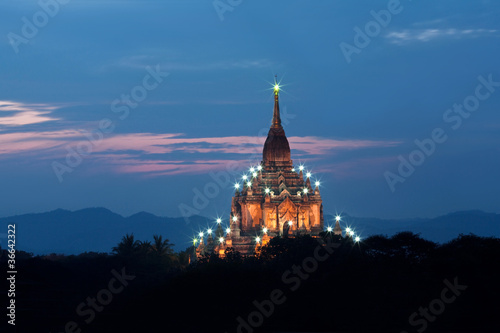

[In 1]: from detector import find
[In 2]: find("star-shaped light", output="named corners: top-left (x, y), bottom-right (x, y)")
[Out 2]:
top-left (299, 165), bottom-right (304, 171)
top-left (303, 188), bottom-right (309, 194)
top-left (207, 228), bottom-right (212, 234)
top-left (335, 215), bottom-right (341, 222)
top-left (355, 236), bottom-right (361, 242)
top-left (216, 218), bottom-right (222, 224)
top-left (250, 167), bottom-right (255, 173)
top-left (226, 228), bottom-right (231, 233)
top-left (234, 183), bottom-right (240, 189)
top-left (306, 172), bottom-right (312, 178)
top-left (274, 84), bottom-right (280, 93)
top-left (263, 227), bottom-right (268, 233)
top-left (327, 227), bottom-right (333, 232)
top-left (288, 221), bottom-right (293, 226)
top-left (257, 165), bottom-right (262, 171)
top-left (252, 172), bottom-right (258, 178)
top-left (219, 237), bottom-right (224, 243)
top-left (256, 236), bottom-right (261, 242)
top-left (315, 181), bottom-right (320, 187)
top-left (265, 188), bottom-right (270, 194)
top-left (232, 216), bottom-right (238, 222)
top-left (199, 232), bottom-right (204, 237)
top-left (242, 175), bottom-right (248, 180)
top-left (247, 181), bottom-right (252, 187)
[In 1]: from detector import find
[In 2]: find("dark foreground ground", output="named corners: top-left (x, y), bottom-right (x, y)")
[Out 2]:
top-left (2, 232), bottom-right (499, 333)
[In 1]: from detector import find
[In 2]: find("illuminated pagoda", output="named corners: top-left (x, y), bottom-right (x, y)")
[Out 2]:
top-left (196, 78), bottom-right (333, 257)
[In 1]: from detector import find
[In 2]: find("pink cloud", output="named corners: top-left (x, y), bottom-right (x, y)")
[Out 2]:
top-left (0, 130), bottom-right (83, 156)
top-left (91, 133), bottom-right (397, 156)
top-left (0, 129), bottom-right (402, 176)
top-left (0, 100), bottom-right (60, 126)
top-left (0, 130), bottom-right (399, 157)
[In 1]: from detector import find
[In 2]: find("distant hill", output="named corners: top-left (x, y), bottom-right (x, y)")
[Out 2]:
top-left (0, 208), bottom-right (210, 255)
top-left (0, 208), bottom-right (498, 255)
top-left (330, 210), bottom-right (500, 243)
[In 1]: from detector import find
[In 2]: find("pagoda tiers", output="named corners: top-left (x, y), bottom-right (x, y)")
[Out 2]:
top-left (196, 80), bottom-right (329, 257)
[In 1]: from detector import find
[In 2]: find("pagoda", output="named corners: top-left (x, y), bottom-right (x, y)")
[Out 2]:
top-left (196, 79), bottom-right (328, 257)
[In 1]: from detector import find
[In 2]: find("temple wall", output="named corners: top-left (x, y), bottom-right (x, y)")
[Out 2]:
top-left (248, 203), bottom-right (262, 228)
top-left (310, 204), bottom-right (317, 226)
top-left (241, 203), bottom-right (250, 230)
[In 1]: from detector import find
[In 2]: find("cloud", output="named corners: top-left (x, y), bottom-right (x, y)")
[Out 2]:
top-left (0, 100), bottom-right (60, 126)
top-left (0, 129), bottom-right (402, 176)
top-left (1, 131), bottom-right (398, 157)
top-left (386, 28), bottom-right (498, 44)
top-left (0, 130), bottom-right (82, 156)
top-left (79, 133), bottom-right (399, 157)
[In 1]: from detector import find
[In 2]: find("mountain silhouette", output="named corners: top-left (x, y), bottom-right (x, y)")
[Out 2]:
top-left (1, 208), bottom-right (498, 255)
top-left (0, 207), bottom-right (209, 254)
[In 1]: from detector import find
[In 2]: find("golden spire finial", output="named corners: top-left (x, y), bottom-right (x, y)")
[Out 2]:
top-left (271, 75), bottom-right (282, 128)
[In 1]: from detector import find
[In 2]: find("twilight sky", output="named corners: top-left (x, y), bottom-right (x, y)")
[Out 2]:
top-left (1, 0), bottom-right (499, 220)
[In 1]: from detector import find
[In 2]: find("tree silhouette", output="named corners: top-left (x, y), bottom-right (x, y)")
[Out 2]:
top-left (137, 240), bottom-right (153, 255)
top-left (112, 233), bottom-right (140, 256)
top-left (8, 231), bottom-right (500, 333)
top-left (151, 235), bottom-right (174, 257)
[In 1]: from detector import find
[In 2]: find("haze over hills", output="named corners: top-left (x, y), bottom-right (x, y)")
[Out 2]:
top-left (0, 208), bottom-right (498, 255)
top-left (340, 210), bottom-right (500, 242)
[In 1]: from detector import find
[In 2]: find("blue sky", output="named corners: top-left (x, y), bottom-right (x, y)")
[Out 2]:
top-left (1, 0), bottom-right (499, 220)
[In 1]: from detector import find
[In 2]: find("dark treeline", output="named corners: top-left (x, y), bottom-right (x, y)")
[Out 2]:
top-left (2, 232), bottom-right (499, 333)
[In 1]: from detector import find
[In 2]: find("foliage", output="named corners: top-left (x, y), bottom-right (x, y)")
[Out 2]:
top-left (9, 232), bottom-right (500, 333)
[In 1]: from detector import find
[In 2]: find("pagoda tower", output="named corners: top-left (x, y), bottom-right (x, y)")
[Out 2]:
top-left (226, 79), bottom-right (325, 255)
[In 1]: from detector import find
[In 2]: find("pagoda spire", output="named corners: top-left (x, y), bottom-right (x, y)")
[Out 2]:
top-left (333, 219), bottom-right (342, 236)
top-left (272, 75), bottom-right (282, 129)
top-left (262, 75), bottom-right (291, 163)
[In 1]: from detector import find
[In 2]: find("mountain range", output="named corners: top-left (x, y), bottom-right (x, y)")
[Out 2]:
top-left (0, 208), bottom-right (498, 255)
